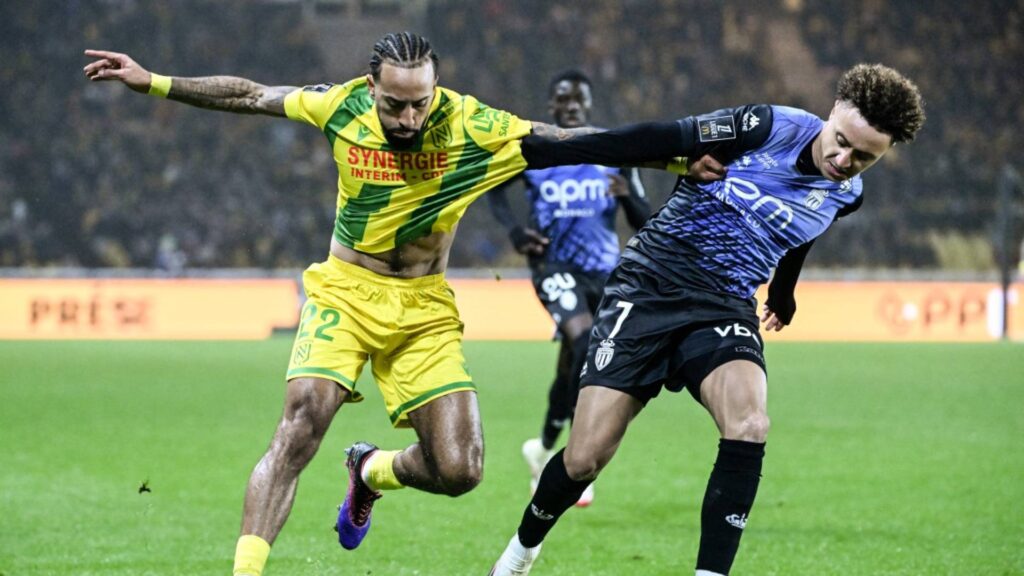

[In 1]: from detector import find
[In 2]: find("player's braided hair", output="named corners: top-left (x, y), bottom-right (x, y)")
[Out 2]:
top-left (548, 69), bottom-right (592, 97)
top-left (836, 63), bottom-right (925, 144)
top-left (369, 32), bottom-right (439, 79)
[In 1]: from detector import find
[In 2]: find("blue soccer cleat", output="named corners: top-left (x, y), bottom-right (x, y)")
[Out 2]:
top-left (335, 441), bottom-right (382, 550)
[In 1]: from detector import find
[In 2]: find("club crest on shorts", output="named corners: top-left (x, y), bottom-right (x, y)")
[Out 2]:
top-left (595, 339), bottom-right (615, 371)
top-left (292, 342), bottom-right (311, 364)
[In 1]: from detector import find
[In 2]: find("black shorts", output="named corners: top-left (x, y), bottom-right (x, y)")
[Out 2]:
top-left (579, 259), bottom-right (767, 404)
top-left (530, 263), bottom-right (609, 331)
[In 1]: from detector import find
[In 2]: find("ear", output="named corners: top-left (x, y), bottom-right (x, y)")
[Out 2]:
top-left (366, 73), bottom-right (376, 97)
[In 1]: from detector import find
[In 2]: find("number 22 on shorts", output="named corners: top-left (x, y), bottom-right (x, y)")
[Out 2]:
top-left (296, 301), bottom-right (341, 341)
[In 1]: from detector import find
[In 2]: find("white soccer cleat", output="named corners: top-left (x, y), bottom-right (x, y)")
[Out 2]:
top-left (489, 535), bottom-right (541, 576)
top-left (574, 482), bottom-right (595, 507)
top-left (521, 438), bottom-right (554, 494)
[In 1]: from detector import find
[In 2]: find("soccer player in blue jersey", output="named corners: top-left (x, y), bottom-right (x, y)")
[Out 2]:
top-left (490, 63), bottom-right (925, 575)
top-left (489, 70), bottom-right (650, 507)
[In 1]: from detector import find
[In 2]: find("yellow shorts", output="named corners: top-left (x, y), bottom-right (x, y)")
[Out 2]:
top-left (286, 255), bottom-right (474, 427)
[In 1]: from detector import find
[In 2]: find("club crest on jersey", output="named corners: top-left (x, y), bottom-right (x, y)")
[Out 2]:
top-left (804, 189), bottom-right (827, 210)
top-left (430, 123), bottom-right (453, 148)
top-left (698, 115), bottom-right (736, 142)
top-left (595, 339), bottom-right (615, 371)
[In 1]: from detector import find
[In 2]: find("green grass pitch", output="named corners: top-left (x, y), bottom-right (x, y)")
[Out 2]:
top-left (1, 339), bottom-right (1022, 575)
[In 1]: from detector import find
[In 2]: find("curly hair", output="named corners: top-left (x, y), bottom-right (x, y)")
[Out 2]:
top-left (369, 32), bottom-right (439, 80)
top-left (836, 64), bottom-right (925, 144)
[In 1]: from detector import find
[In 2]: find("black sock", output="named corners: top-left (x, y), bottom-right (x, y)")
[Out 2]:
top-left (517, 449), bottom-right (589, 547)
top-left (541, 374), bottom-right (570, 450)
top-left (696, 439), bottom-right (765, 575)
top-left (565, 335), bottom-right (590, 417)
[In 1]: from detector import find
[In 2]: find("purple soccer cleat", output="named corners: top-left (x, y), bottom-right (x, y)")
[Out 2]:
top-left (335, 441), bottom-right (382, 550)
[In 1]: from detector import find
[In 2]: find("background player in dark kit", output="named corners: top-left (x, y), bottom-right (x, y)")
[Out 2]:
top-left (489, 70), bottom-right (650, 507)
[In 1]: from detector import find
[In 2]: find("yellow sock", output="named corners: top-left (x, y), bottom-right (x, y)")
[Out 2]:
top-left (233, 534), bottom-right (270, 576)
top-left (364, 449), bottom-right (404, 490)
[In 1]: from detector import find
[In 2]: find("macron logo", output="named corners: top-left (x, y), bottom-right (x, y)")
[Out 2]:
top-left (726, 513), bottom-right (748, 529)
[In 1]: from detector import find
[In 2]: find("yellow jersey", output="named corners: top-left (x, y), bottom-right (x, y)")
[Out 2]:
top-left (284, 78), bottom-right (532, 253)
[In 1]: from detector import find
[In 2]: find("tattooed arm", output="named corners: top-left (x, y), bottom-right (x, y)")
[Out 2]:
top-left (525, 121), bottom-right (727, 181)
top-left (529, 122), bottom-right (602, 141)
top-left (83, 49), bottom-right (296, 117)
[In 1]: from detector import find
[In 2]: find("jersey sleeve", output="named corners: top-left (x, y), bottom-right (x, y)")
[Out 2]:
top-left (677, 104), bottom-right (774, 165)
top-left (283, 83), bottom-right (347, 129)
top-left (520, 104), bottom-right (772, 170)
top-left (766, 238), bottom-right (815, 325)
top-left (462, 95), bottom-right (533, 152)
top-left (521, 121), bottom-right (686, 168)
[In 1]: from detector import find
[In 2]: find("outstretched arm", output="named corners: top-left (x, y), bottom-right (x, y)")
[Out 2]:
top-left (83, 49), bottom-right (296, 117)
top-left (529, 122), bottom-right (727, 182)
top-left (529, 122), bottom-right (602, 142)
top-left (523, 121), bottom-right (685, 169)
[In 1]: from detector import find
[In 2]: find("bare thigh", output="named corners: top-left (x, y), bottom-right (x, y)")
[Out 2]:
top-left (699, 360), bottom-right (769, 442)
top-left (562, 385), bottom-right (644, 481)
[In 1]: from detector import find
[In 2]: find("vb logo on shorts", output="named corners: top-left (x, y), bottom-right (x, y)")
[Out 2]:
top-left (595, 338), bottom-right (615, 371)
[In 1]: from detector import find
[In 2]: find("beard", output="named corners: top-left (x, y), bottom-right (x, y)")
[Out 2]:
top-left (384, 128), bottom-right (419, 149)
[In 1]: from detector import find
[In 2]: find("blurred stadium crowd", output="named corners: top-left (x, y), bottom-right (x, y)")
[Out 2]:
top-left (1, 0), bottom-right (1021, 271)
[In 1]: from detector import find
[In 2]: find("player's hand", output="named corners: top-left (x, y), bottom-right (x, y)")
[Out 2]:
top-left (606, 173), bottom-right (629, 198)
top-left (760, 304), bottom-right (788, 332)
top-left (83, 49), bottom-right (152, 93)
top-left (687, 154), bottom-right (728, 182)
top-left (510, 226), bottom-right (549, 256)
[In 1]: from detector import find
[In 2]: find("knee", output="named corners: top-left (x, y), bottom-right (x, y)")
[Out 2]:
top-left (437, 456), bottom-right (483, 497)
top-left (726, 412), bottom-right (770, 443)
top-left (562, 449), bottom-right (605, 483)
top-left (432, 446), bottom-right (484, 497)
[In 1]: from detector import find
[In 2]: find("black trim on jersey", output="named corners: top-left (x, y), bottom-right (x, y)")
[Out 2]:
top-left (796, 137), bottom-right (819, 176)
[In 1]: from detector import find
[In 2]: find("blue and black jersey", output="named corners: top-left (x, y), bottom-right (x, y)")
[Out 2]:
top-left (489, 161), bottom-right (649, 276)
top-left (523, 164), bottom-right (644, 275)
top-left (523, 105), bottom-right (864, 300)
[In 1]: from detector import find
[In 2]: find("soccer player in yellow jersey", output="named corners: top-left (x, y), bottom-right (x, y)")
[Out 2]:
top-left (84, 31), bottom-right (721, 575)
